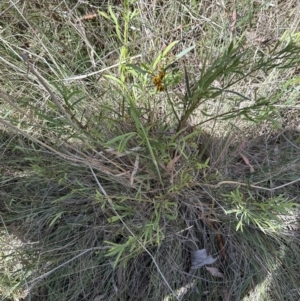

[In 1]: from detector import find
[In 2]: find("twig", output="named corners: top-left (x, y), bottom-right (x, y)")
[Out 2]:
top-left (63, 54), bottom-right (142, 82)
top-left (202, 178), bottom-right (300, 191)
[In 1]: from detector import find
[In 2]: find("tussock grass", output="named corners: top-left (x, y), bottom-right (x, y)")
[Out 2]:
top-left (0, 0), bottom-right (300, 300)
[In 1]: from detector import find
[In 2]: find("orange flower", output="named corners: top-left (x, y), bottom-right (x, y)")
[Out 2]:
top-left (152, 69), bottom-right (166, 92)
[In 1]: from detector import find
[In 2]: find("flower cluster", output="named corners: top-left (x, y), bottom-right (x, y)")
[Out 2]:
top-left (152, 69), bottom-right (166, 92)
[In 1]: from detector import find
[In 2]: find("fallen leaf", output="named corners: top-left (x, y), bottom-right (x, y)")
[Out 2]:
top-left (166, 154), bottom-right (181, 172)
top-left (230, 9), bottom-right (237, 34)
top-left (240, 153), bottom-right (254, 173)
top-left (79, 13), bottom-right (97, 22)
top-left (205, 266), bottom-right (224, 278)
top-left (130, 155), bottom-right (139, 186)
top-left (191, 249), bottom-right (218, 270)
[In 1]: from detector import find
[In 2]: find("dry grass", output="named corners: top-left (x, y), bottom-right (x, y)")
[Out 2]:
top-left (0, 0), bottom-right (300, 300)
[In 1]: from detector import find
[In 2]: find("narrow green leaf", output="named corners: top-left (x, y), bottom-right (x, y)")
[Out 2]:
top-left (165, 213), bottom-right (177, 221)
top-left (153, 53), bottom-right (163, 70)
top-left (71, 96), bottom-right (86, 107)
top-left (184, 64), bottom-right (191, 98)
top-left (129, 100), bottom-right (162, 184)
top-left (104, 74), bottom-right (124, 87)
top-left (162, 40), bottom-right (179, 57)
top-left (108, 6), bottom-right (122, 42)
top-left (236, 220), bottom-right (243, 231)
top-left (118, 132), bottom-right (137, 152)
top-left (49, 212), bottom-right (63, 227)
top-left (98, 10), bottom-right (111, 20)
top-left (104, 132), bottom-right (136, 148)
top-left (126, 64), bottom-right (149, 75)
top-left (108, 215), bottom-right (126, 223)
top-left (175, 45), bottom-right (195, 60)
top-left (227, 41), bottom-right (234, 55)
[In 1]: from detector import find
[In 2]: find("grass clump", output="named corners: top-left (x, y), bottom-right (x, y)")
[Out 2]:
top-left (0, 0), bottom-right (300, 300)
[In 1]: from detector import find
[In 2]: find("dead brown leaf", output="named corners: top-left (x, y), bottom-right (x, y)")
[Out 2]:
top-left (240, 153), bottom-right (255, 173)
top-left (222, 288), bottom-right (231, 301)
top-left (79, 12), bottom-right (98, 22)
top-left (234, 139), bottom-right (248, 156)
top-left (205, 266), bottom-right (224, 278)
top-left (230, 9), bottom-right (237, 35)
top-left (166, 154), bottom-right (181, 172)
